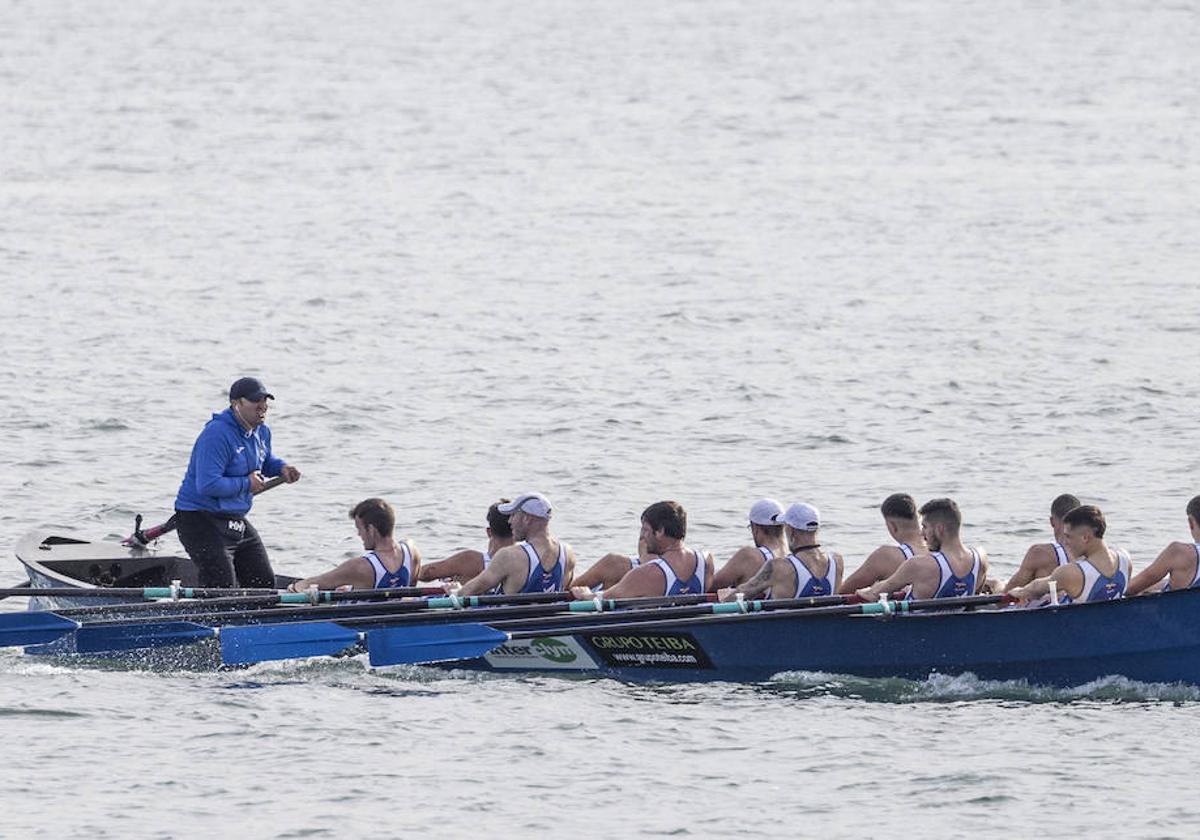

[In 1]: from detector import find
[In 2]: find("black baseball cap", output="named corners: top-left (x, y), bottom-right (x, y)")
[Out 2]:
top-left (229, 377), bottom-right (275, 401)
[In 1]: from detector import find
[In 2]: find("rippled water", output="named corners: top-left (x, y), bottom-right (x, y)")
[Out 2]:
top-left (2, 0), bottom-right (1198, 836)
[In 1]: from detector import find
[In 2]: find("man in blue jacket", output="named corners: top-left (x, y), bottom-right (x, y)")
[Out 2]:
top-left (174, 377), bottom-right (301, 587)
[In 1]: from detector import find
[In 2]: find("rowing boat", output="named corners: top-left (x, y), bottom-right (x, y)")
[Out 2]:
top-left (12, 532), bottom-right (1200, 688)
top-left (13, 531), bottom-right (296, 611)
top-left (438, 588), bottom-right (1200, 685)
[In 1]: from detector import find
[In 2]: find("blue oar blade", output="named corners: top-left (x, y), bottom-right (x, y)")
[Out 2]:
top-left (220, 622), bottom-right (361, 665)
top-left (75, 621), bottom-right (215, 653)
top-left (0, 612), bottom-right (80, 647)
top-left (367, 622), bottom-right (508, 666)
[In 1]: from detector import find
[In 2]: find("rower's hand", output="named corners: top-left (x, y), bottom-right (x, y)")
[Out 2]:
top-left (717, 587), bottom-right (738, 603)
top-left (442, 580), bottom-right (462, 595)
top-left (1008, 586), bottom-right (1029, 605)
top-left (855, 586), bottom-right (879, 603)
top-left (570, 586), bottom-right (594, 600)
top-left (280, 465), bottom-right (301, 483)
top-left (248, 471), bottom-right (266, 494)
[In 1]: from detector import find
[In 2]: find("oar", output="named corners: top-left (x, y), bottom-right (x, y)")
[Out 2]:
top-left (216, 592), bottom-right (873, 665)
top-left (0, 579), bottom-right (31, 602)
top-left (0, 613), bottom-right (82, 648)
top-left (122, 475), bottom-right (288, 546)
top-left (69, 594), bottom-right (722, 655)
top-left (365, 593), bottom-right (1015, 666)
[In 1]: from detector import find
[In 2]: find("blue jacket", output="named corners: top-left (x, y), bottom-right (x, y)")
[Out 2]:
top-left (174, 408), bottom-right (285, 515)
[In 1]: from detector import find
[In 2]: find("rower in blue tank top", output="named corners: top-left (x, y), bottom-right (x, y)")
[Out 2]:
top-left (1126, 496), bottom-right (1200, 596)
top-left (287, 497), bottom-right (422, 592)
top-left (857, 498), bottom-right (990, 603)
top-left (454, 493), bottom-right (577, 596)
top-left (1003, 493), bottom-right (1082, 593)
top-left (571, 500), bottom-right (712, 601)
top-left (839, 493), bottom-right (926, 596)
top-left (1010, 505), bottom-right (1133, 607)
top-left (718, 501), bottom-right (846, 603)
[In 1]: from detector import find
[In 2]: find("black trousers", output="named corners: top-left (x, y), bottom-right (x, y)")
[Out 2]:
top-left (174, 509), bottom-right (276, 588)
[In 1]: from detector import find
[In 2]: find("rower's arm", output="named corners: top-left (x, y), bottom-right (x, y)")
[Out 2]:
top-left (1004, 544), bottom-right (1051, 591)
top-left (725, 559), bottom-right (778, 601)
top-left (459, 552), bottom-right (514, 596)
top-left (712, 547), bottom-right (763, 591)
top-left (418, 550), bottom-right (484, 583)
top-left (288, 557), bottom-right (375, 592)
top-left (857, 558), bottom-right (921, 602)
top-left (839, 547), bottom-right (897, 595)
top-left (563, 545), bottom-right (577, 589)
top-left (593, 565), bottom-right (665, 600)
top-left (1010, 564), bottom-right (1084, 604)
top-left (1126, 543), bottom-right (1183, 596)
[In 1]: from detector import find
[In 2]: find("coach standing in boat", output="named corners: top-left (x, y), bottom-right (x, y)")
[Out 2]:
top-left (173, 377), bottom-right (301, 587)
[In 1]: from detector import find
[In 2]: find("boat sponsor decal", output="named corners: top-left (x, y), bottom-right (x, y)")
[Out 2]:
top-left (484, 635), bottom-right (599, 670)
top-left (583, 631), bottom-right (714, 669)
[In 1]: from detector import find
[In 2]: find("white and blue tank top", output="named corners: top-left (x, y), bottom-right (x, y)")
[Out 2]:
top-left (784, 551), bottom-right (839, 599)
top-left (1060, 549), bottom-right (1130, 604)
top-left (1052, 542), bottom-right (1070, 566)
top-left (518, 541), bottom-right (568, 594)
top-left (898, 543), bottom-right (916, 560)
top-left (911, 548), bottom-right (981, 600)
top-left (648, 550), bottom-right (706, 596)
top-left (364, 542), bottom-right (415, 589)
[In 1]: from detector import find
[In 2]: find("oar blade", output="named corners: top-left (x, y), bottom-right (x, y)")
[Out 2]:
top-left (0, 612), bottom-right (80, 648)
top-left (74, 621), bottom-right (215, 653)
top-left (220, 622), bottom-right (361, 665)
top-left (367, 622), bottom-right (508, 666)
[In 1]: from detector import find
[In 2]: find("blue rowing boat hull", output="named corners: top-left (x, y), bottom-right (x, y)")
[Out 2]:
top-left (459, 589), bottom-right (1200, 685)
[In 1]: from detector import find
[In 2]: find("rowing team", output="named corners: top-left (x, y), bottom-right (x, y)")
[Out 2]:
top-left (285, 492), bottom-right (1200, 608)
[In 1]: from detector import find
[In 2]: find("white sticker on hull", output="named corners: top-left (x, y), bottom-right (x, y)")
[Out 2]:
top-left (483, 636), bottom-right (599, 670)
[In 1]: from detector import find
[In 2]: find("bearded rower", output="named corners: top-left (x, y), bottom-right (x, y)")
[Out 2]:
top-left (572, 500), bottom-right (712, 600)
top-left (455, 493), bottom-right (576, 596)
top-left (857, 497), bottom-right (989, 602)
top-left (288, 498), bottom-right (421, 591)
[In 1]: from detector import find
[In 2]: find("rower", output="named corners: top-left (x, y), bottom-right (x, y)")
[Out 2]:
top-left (1009, 505), bottom-right (1131, 605)
top-left (1003, 493), bottom-right (1081, 592)
top-left (571, 500), bottom-right (712, 600)
top-left (1124, 495), bottom-right (1200, 596)
top-left (287, 498), bottom-right (421, 591)
top-left (710, 499), bottom-right (787, 591)
top-left (455, 493), bottom-right (576, 596)
top-left (857, 498), bottom-right (990, 602)
top-left (719, 502), bottom-right (842, 601)
top-left (839, 493), bottom-right (926, 594)
top-left (417, 500), bottom-right (513, 584)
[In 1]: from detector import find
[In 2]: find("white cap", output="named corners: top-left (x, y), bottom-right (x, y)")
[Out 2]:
top-left (775, 502), bottom-right (821, 531)
top-left (748, 498), bottom-right (785, 526)
top-left (497, 493), bottom-right (552, 519)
